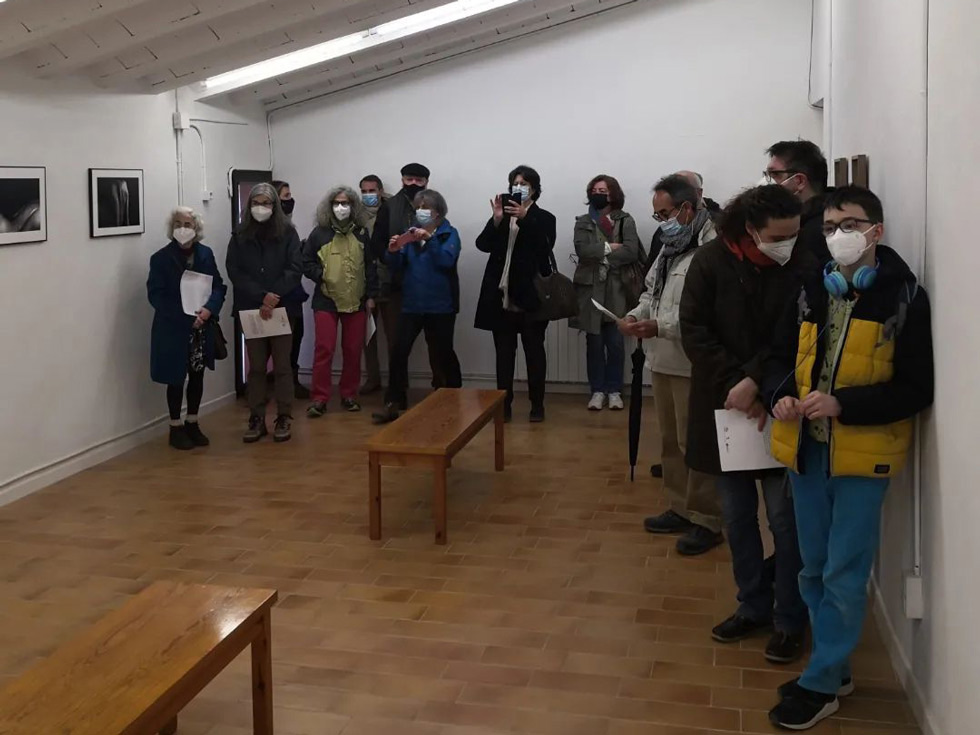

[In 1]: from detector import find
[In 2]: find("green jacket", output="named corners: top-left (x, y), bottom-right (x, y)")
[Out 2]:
top-left (569, 210), bottom-right (640, 334)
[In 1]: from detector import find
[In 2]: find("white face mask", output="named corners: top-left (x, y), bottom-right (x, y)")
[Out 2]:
top-left (759, 172), bottom-right (801, 193)
top-left (827, 226), bottom-right (876, 267)
top-left (511, 184), bottom-right (531, 202)
top-left (752, 230), bottom-right (798, 266)
top-left (251, 205), bottom-right (273, 223)
top-left (333, 203), bottom-right (351, 221)
top-left (415, 208), bottom-right (434, 226)
top-left (173, 226), bottom-right (196, 246)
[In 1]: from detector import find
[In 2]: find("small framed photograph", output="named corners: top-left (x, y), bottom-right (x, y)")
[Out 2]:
top-left (0, 166), bottom-right (47, 246)
top-left (89, 168), bottom-right (145, 238)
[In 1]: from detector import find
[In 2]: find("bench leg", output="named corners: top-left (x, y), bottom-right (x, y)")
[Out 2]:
top-left (494, 406), bottom-right (505, 472)
top-left (159, 717), bottom-right (178, 735)
top-left (434, 457), bottom-right (448, 545)
top-left (369, 452), bottom-right (382, 541)
top-left (251, 612), bottom-right (274, 735)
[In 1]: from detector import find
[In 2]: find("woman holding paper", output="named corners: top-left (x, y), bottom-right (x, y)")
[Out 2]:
top-left (302, 185), bottom-right (378, 417)
top-left (569, 175), bottom-right (641, 411)
top-left (147, 206), bottom-right (227, 451)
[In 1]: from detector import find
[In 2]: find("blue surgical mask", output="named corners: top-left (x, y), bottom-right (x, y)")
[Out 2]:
top-left (415, 209), bottom-right (434, 226)
top-left (511, 184), bottom-right (531, 202)
top-left (659, 217), bottom-right (686, 237)
top-left (362, 193), bottom-right (379, 207)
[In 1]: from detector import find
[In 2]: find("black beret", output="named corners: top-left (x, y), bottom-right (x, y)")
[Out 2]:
top-left (401, 163), bottom-right (430, 178)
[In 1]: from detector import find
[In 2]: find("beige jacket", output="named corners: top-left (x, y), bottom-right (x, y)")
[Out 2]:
top-left (627, 220), bottom-right (716, 377)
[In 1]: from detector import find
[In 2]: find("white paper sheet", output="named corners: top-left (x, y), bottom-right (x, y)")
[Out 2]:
top-left (239, 307), bottom-right (292, 339)
top-left (714, 409), bottom-right (784, 473)
top-left (591, 298), bottom-right (621, 321)
top-left (365, 313), bottom-right (377, 346)
top-left (179, 271), bottom-right (213, 316)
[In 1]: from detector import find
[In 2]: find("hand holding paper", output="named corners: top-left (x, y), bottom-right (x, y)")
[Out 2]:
top-left (180, 271), bottom-right (213, 317)
top-left (590, 298), bottom-right (621, 321)
top-left (714, 409), bottom-right (783, 473)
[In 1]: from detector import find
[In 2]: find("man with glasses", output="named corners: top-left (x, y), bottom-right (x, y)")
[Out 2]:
top-left (620, 174), bottom-right (722, 556)
top-left (763, 140), bottom-right (831, 262)
top-left (762, 186), bottom-right (934, 730)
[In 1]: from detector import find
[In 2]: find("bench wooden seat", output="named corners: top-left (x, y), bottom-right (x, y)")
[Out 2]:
top-left (0, 581), bottom-right (278, 735)
top-left (367, 388), bottom-right (507, 544)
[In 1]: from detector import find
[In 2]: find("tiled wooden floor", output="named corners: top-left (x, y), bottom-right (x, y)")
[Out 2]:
top-left (0, 391), bottom-right (919, 735)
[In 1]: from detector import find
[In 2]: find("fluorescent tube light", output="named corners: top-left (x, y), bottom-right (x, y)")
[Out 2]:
top-left (203, 0), bottom-right (524, 96)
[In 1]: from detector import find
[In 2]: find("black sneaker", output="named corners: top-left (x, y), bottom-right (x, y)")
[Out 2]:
top-left (341, 398), bottom-right (361, 413)
top-left (372, 403), bottom-right (400, 425)
top-left (711, 614), bottom-right (772, 643)
top-left (183, 421), bottom-right (210, 447)
top-left (766, 630), bottom-right (806, 664)
top-left (676, 525), bottom-right (724, 556)
top-left (650, 464), bottom-right (664, 478)
top-left (529, 405), bottom-right (545, 423)
top-left (243, 415), bottom-right (267, 444)
top-left (169, 426), bottom-right (195, 451)
top-left (503, 404), bottom-right (513, 423)
top-left (273, 415), bottom-right (292, 443)
top-left (769, 686), bottom-right (839, 730)
top-left (778, 677), bottom-right (855, 700)
top-left (306, 402), bottom-right (327, 418)
top-left (643, 510), bottom-right (694, 535)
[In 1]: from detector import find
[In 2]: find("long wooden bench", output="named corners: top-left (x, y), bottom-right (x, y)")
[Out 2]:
top-left (367, 388), bottom-right (507, 544)
top-left (0, 581), bottom-right (278, 735)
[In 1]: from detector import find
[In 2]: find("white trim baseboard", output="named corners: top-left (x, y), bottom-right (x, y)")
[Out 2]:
top-left (0, 392), bottom-right (237, 509)
top-left (871, 578), bottom-right (941, 735)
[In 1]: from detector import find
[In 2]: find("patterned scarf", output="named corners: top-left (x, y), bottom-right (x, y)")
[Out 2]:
top-left (651, 208), bottom-right (711, 299)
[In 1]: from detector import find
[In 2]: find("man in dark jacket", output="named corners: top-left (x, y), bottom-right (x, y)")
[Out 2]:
top-left (680, 185), bottom-right (816, 667)
top-left (370, 163), bottom-right (448, 390)
top-left (762, 187), bottom-right (934, 731)
top-left (764, 140), bottom-right (831, 263)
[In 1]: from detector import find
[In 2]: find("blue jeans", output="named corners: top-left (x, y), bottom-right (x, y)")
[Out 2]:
top-left (716, 471), bottom-right (807, 633)
top-left (586, 322), bottom-right (624, 394)
top-left (791, 437), bottom-right (889, 695)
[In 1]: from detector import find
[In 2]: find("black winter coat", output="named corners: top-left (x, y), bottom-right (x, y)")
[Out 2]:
top-left (225, 226), bottom-right (302, 313)
top-left (474, 204), bottom-right (557, 331)
top-left (799, 193), bottom-right (831, 264)
top-left (680, 238), bottom-right (818, 474)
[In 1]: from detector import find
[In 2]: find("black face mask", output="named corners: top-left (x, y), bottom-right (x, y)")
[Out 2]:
top-left (281, 199), bottom-right (295, 216)
top-left (403, 184), bottom-right (425, 201)
top-left (589, 193), bottom-right (609, 210)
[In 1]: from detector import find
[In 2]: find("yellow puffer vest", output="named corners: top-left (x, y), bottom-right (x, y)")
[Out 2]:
top-left (771, 317), bottom-right (913, 478)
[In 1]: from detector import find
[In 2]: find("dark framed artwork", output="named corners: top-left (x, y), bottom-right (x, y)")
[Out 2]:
top-left (0, 166), bottom-right (47, 246)
top-left (834, 158), bottom-right (850, 187)
top-left (851, 155), bottom-right (870, 189)
top-left (89, 168), bottom-right (145, 238)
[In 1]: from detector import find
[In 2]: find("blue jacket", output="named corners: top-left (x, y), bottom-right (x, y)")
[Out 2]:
top-left (148, 241), bottom-right (227, 385)
top-left (386, 220), bottom-right (461, 314)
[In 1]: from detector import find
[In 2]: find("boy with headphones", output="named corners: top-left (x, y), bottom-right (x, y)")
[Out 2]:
top-left (762, 186), bottom-right (934, 730)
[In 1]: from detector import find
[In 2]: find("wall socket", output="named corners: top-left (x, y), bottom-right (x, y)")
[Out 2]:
top-left (904, 573), bottom-right (924, 620)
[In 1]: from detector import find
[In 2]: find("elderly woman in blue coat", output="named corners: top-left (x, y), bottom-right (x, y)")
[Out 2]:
top-left (147, 206), bottom-right (227, 450)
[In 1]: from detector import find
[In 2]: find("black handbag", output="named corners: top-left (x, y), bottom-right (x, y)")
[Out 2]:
top-left (211, 320), bottom-right (228, 361)
top-left (533, 252), bottom-right (578, 322)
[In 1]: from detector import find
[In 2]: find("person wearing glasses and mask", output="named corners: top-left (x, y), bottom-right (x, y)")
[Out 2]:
top-left (226, 183), bottom-right (303, 444)
top-left (570, 174), bottom-right (641, 412)
top-left (148, 207), bottom-right (227, 450)
top-left (761, 187), bottom-right (933, 731)
top-left (680, 185), bottom-right (816, 667)
top-left (763, 141), bottom-right (831, 262)
top-left (373, 189), bottom-right (462, 425)
top-left (619, 174), bottom-right (721, 556)
top-left (303, 185), bottom-right (378, 417)
top-left (274, 180), bottom-right (311, 399)
top-left (359, 174), bottom-right (394, 395)
top-left (475, 165), bottom-right (556, 423)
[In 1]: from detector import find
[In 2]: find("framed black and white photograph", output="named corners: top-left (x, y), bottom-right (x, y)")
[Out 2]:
top-left (89, 168), bottom-right (144, 238)
top-left (0, 167), bottom-right (47, 246)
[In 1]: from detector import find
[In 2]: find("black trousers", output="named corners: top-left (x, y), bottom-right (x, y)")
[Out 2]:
top-left (492, 312), bottom-right (548, 409)
top-left (385, 313), bottom-right (462, 406)
top-left (167, 369), bottom-right (204, 420)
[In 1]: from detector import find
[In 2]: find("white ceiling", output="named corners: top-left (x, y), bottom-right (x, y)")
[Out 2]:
top-left (0, 0), bottom-right (640, 110)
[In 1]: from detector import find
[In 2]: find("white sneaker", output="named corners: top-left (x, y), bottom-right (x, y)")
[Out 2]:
top-left (588, 392), bottom-right (606, 411)
top-left (608, 393), bottom-right (625, 410)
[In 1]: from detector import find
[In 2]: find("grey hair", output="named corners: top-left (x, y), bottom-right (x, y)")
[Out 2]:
top-left (238, 182), bottom-right (290, 238)
top-left (413, 189), bottom-right (448, 220)
top-left (317, 185), bottom-right (363, 228)
top-left (168, 205), bottom-right (204, 241)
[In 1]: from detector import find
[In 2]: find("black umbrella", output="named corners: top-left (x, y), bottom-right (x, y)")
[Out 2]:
top-left (628, 341), bottom-right (646, 481)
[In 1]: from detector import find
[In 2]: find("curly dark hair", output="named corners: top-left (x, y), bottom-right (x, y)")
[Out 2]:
top-left (717, 185), bottom-right (803, 242)
top-left (586, 174), bottom-right (625, 210)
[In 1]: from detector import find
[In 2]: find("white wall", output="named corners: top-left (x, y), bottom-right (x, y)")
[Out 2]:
top-left (0, 85), bottom-right (269, 504)
top-left (270, 0), bottom-right (821, 382)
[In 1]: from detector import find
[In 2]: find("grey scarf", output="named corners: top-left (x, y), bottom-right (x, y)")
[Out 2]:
top-left (651, 208), bottom-right (710, 299)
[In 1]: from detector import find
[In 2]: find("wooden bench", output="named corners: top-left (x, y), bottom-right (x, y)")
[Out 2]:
top-left (0, 581), bottom-right (278, 735)
top-left (367, 388), bottom-right (507, 545)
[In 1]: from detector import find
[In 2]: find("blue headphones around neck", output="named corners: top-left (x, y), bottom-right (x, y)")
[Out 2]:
top-left (823, 260), bottom-right (879, 297)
